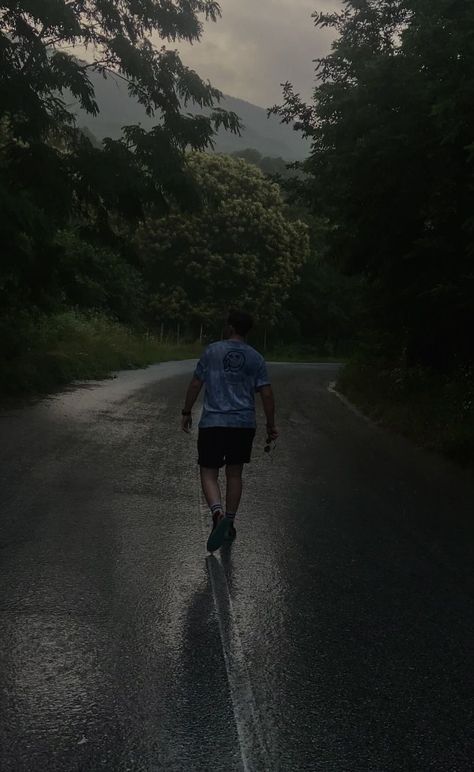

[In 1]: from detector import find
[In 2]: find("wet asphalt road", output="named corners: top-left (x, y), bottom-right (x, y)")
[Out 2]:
top-left (0, 362), bottom-right (473, 772)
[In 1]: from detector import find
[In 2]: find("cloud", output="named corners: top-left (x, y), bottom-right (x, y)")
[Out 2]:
top-left (169, 0), bottom-right (341, 108)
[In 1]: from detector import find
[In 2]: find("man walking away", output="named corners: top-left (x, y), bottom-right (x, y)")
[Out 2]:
top-left (181, 310), bottom-right (278, 552)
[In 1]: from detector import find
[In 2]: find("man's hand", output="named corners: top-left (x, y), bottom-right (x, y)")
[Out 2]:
top-left (260, 385), bottom-right (277, 438)
top-left (181, 376), bottom-right (203, 434)
top-left (266, 424), bottom-right (279, 441)
top-left (181, 414), bottom-right (192, 433)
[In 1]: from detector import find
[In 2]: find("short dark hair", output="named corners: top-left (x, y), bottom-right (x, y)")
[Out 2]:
top-left (227, 309), bottom-right (253, 337)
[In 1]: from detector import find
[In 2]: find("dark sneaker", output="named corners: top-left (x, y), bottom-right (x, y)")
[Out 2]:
top-left (224, 523), bottom-right (236, 541)
top-left (207, 513), bottom-right (230, 552)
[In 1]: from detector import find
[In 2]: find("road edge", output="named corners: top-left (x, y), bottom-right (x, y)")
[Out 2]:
top-left (327, 381), bottom-right (380, 429)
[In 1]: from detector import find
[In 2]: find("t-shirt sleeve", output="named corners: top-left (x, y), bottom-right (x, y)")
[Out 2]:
top-left (194, 349), bottom-right (209, 382)
top-left (255, 358), bottom-right (270, 390)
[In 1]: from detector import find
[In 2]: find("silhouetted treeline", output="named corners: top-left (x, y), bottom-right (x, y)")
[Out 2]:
top-left (272, 0), bottom-right (474, 373)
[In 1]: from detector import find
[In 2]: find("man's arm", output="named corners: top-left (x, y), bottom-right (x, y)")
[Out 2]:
top-left (181, 376), bottom-right (203, 433)
top-left (259, 385), bottom-right (278, 440)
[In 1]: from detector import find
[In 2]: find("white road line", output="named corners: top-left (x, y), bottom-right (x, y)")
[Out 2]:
top-left (328, 381), bottom-right (379, 428)
top-left (197, 478), bottom-right (273, 772)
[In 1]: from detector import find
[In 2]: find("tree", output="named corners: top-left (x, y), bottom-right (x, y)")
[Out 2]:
top-left (0, 0), bottom-right (240, 312)
top-left (136, 152), bottom-right (309, 333)
top-left (280, 215), bottom-right (366, 354)
top-left (230, 148), bottom-right (298, 180)
top-left (271, 0), bottom-right (474, 370)
top-left (54, 229), bottom-right (145, 323)
top-left (0, 0), bottom-right (239, 149)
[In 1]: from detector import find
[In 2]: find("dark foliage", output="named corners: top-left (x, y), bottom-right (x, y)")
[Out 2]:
top-left (271, 0), bottom-right (474, 371)
top-left (0, 0), bottom-right (240, 316)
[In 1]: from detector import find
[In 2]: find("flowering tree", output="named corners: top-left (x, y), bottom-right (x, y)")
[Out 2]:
top-left (137, 152), bottom-right (309, 334)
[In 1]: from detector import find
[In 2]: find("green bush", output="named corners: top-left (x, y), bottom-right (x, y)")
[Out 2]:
top-left (55, 230), bottom-right (146, 324)
top-left (338, 360), bottom-right (474, 465)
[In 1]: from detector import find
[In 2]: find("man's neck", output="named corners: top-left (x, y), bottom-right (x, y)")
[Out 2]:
top-left (228, 334), bottom-right (245, 343)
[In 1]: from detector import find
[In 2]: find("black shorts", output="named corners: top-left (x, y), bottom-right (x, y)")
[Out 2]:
top-left (198, 427), bottom-right (256, 468)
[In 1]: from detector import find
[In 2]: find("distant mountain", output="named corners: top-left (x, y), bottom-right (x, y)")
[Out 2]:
top-left (73, 70), bottom-right (310, 161)
top-left (204, 94), bottom-right (310, 161)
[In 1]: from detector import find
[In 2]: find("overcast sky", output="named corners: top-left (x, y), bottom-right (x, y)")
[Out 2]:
top-left (173, 1), bottom-right (340, 108)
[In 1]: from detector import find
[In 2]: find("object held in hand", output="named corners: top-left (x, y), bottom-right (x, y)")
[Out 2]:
top-left (264, 436), bottom-right (276, 453)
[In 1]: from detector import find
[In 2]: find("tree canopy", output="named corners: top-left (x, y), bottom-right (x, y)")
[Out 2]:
top-left (271, 0), bottom-right (474, 370)
top-left (136, 152), bottom-right (309, 332)
top-left (0, 0), bottom-right (240, 312)
top-left (229, 148), bottom-right (297, 180)
top-left (0, 0), bottom-right (239, 146)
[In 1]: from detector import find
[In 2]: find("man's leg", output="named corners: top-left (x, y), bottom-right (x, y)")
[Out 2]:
top-left (200, 466), bottom-right (223, 516)
top-left (202, 466), bottom-right (230, 551)
top-left (225, 464), bottom-right (244, 521)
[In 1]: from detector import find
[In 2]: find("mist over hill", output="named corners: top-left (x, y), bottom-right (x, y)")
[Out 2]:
top-left (73, 70), bottom-right (310, 161)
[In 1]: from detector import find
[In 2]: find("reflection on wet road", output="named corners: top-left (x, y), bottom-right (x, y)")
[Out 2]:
top-left (0, 361), bottom-right (473, 771)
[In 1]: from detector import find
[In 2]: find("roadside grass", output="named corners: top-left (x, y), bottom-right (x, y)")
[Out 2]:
top-left (0, 309), bottom-right (347, 400)
top-left (0, 311), bottom-right (202, 398)
top-left (1, 313), bottom-right (352, 401)
top-left (338, 359), bottom-right (474, 466)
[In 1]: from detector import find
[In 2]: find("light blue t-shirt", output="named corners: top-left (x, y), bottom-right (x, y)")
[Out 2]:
top-left (194, 340), bottom-right (270, 428)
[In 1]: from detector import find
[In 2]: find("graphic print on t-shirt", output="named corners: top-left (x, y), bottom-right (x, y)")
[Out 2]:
top-left (194, 340), bottom-right (270, 427)
top-left (223, 349), bottom-right (246, 373)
